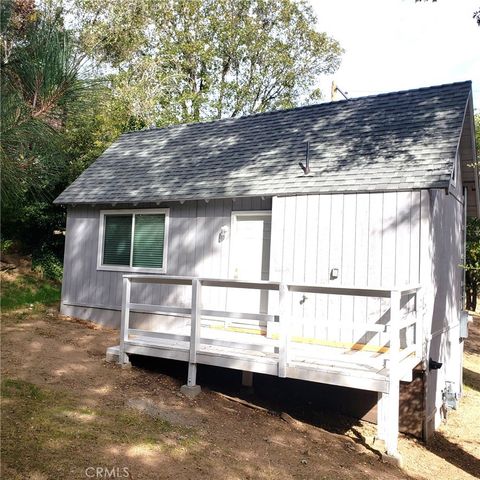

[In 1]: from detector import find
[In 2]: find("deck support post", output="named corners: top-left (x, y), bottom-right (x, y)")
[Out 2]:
top-left (181, 278), bottom-right (202, 398)
top-left (278, 283), bottom-right (289, 378)
top-left (241, 371), bottom-right (254, 388)
top-left (376, 391), bottom-right (386, 441)
top-left (382, 290), bottom-right (402, 464)
top-left (118, 277), bottom-right (131, 366)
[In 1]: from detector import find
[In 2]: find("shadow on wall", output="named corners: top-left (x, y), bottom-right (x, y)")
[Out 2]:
top-left (374, 186), bottom-right (463, 434)
top-left (65, 196), bottom-right (273, 328)
top-left (427, 189), bottom-right (464, 433)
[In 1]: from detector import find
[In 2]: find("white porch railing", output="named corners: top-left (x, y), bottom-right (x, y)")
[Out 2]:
top-left (117, 274), bottom-right (423, 458)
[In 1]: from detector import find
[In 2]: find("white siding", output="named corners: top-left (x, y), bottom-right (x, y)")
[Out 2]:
top-left (422, 189), bottom-right (465, 432)
top-left (270, 192), bottom-right (424, 347)
top-left (61, 197), bottom-right (272, 325)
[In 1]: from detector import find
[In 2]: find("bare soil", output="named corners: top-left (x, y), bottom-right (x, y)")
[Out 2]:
top-left (1, 303), bottom-right (479, 479)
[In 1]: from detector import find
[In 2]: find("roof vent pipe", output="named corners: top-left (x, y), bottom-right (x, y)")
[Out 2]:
top-left (299, 141), bottom-right (311, 175)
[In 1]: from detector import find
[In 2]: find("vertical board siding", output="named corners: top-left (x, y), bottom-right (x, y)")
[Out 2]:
top-left (63, 191), bottom-right (429, 349)
top-left (292, 195), bottom-right (307, 337)
top-left (423, 189), bottom-right (464, 430)
top-left (353, 194), bottom-right (370, 343)
top-left (61, 210), bottom-right (73, 304)
top-left (62, 198), bottom-right (263, 317)
top-left (315, 195), bottom-right (332, 339)
top-left (328, 194), bottom-right (344, 342)
top-left (303, 195), bottom-right (320, 338)
top-left (270, 191), bottom-right (423, 346)
top-left (341, 193), bottom-right (357, 343)
top-left (379, 192), bottom-right (397, 346)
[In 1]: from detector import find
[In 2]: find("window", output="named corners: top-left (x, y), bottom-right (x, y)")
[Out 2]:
top-left (98, 209), bottom-right (169, 273)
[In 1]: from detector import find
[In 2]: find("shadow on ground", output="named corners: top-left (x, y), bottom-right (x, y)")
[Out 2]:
top-left (132, 355), bottom-right (382, 455)
top-left (425, 431), bottom-right (480, 478)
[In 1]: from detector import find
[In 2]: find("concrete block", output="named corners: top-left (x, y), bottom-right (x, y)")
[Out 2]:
top-left (381, 452), bottom-right (403, 468)
top-left (180, 384), bottom-right (202, 399)
top-left (106, 346), bottom-right (120, 363)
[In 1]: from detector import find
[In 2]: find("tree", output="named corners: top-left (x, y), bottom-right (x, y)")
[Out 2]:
top-left (464, 114), bottom-right (480, 311)
top-left (466, 217), bottom-right (480, 311)
top-left (0, 1), bottom-right (105, 257)
top-left (74, 0), bottom-right (342, 125)
top-left (0, 0), bottom-right (94, 203)
top-left (415, 0), bottom-right (480, 25)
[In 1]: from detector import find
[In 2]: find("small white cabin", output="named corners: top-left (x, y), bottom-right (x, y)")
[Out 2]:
top-left (55, 81), bottom-right (478, 461)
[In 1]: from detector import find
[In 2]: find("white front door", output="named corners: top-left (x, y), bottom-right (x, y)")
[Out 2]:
top-left (229, 213), bottom-right (271, 314)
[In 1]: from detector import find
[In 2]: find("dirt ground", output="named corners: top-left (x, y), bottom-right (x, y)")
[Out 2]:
top-left (1, 305), bottom-right (479, 480)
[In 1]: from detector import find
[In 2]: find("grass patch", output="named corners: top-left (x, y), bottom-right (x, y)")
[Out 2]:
top-left (1, 378), bottom-right (198, 478)
top-left (0, 273), bottom-right (60, 311)
top-left (1, 378), bottom-right (46, 400)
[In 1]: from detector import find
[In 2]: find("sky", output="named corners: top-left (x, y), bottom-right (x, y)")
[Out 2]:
top-left (310, 0), bottom-right (479, 108)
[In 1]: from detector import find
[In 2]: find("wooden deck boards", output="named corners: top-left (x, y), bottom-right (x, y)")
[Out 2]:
top-left (108, 325), bottom-right (420, 393)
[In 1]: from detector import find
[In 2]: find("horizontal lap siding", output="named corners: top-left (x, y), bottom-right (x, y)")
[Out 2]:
top-left (61, 198), bottom-right (270, 321)
top-left (270, 192), bottom-right (423, 346)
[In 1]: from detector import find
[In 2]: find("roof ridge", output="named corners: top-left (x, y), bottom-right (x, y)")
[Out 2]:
top-left (122, 80), bottom-right (472, 136)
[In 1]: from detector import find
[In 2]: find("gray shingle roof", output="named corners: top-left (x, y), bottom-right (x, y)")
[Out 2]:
top-left (55, 81), bottom-right (472, 205)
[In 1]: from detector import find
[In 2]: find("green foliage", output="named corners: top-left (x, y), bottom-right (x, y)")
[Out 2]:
top-left (465, 217), bottom-right (480, 310)
top-left (32, 249), bottom-right (63, 281)
top-left (0, 1), bottom-right (113, 258)
top-left (465, 116), bottom-right (480, 310)
top-left (1, 0), bottom-right (343, 267)
top-left (1, 239), bottom-right (14, 254)
top-left (74, 0), bottom-right (343, 125)
top-left (0, 272), bottom-right (61, 310)
top-left (1, 1), bottom-right (98, 204)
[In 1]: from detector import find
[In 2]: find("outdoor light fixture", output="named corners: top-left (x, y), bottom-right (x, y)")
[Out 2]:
top-left (219, 226), bottom-right (229, 242)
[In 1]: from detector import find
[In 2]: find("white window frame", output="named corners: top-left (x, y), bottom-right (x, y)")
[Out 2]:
top-left (97, 208), bottom-right (170, 274)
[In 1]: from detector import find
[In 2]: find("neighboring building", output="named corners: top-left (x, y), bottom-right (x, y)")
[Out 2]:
top-left (55, 81), bottom-right (478, 459)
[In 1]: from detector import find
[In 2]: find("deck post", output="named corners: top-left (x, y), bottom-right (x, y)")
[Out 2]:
top-left (278, 283), bottom-right (289, 377)
top-left (181, 278), bottom-right (202, 398)
top-left (376, 392), bottom-right (386, 441)
top-left (242, 371), bottom-right (254, 388)
top-left (118, 277), bottom-right (131, 366)
top-left (383, 289), bottom-right (402, 463)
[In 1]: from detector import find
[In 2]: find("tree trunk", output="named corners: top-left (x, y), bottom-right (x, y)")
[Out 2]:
top-left (465, 271), bottom-right (477, 311)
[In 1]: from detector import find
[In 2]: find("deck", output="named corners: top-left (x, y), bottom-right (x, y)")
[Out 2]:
top-left (108, 322), bottom-right (419, 393)
top-left (107, 275), bottom-right (423, 458)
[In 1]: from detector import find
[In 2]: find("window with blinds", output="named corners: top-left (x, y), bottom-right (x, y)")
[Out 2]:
top-left (103, 215), bottom-right (132, 265)
top-left (132, 214), bottom-right (165, 268)
top-left (100, 210), bottom-right (168, 271)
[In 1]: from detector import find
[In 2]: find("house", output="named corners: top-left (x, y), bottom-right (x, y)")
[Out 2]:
top-left (55, 80), bottom-right (478, 461)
